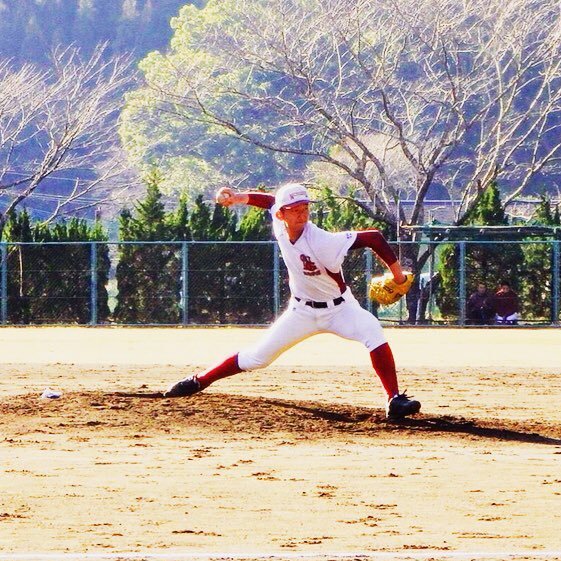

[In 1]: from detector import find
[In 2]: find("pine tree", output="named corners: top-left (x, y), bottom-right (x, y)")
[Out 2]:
top-left (463, 181), bottom-right (507, 226)
top-left (188, 195), bottom-right (213, 240)
top-left (168, 194), bottom-right (191, 241)
top-left (186, 195), bottom-right (240, 322)
top-left (3, 210), bottom-right (34, 323)
top-left (114, 170), bottom-right (180, 323)
top-left (236, 206), bottom-right (271, 241)
top-left (211, 203), bottom-right (237, 240)
top-left (3, 209), bottom-right (33, 242)
top-left (129, 168), bottom-right (169, 240)
top-left (520, 195), bottom-right (561, 321)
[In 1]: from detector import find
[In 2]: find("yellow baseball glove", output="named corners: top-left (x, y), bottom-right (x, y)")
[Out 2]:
top-left (368, 273), bottom-right (415, 306)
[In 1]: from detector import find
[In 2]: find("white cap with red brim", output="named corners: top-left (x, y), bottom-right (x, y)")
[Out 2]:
top-left (273, 183), bottom-right (314, 212)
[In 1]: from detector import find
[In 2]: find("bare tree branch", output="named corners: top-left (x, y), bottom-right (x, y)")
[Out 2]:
top-left (0, 44), bottom-right (138, 232)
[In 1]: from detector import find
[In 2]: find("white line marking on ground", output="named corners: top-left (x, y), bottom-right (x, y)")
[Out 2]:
top-left (2, 552), bottom-right (561, 560)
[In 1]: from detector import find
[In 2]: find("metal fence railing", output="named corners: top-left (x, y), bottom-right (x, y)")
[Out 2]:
top-left (0, 240), bottom-right (559, 326)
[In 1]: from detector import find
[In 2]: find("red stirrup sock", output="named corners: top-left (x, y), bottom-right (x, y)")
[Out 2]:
top-left (196, 353), bottom-right (243, 389)
top-left (370, 343), bottom-right (399, 399)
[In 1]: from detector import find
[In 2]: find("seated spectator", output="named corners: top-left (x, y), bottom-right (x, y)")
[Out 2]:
top-left (492, 280), bottom-right (520, 325)
top-left (466, 283), bottom-right (494, 325)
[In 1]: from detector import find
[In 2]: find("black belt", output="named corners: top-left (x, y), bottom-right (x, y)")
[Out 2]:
top-left (295, 296), bottom-right (345, 309)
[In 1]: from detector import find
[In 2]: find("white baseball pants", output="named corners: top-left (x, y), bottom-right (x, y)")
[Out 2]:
top-left (237, 289), bottom-right (386, 371)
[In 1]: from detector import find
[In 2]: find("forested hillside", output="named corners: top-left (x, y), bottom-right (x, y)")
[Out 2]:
top-left (0, 0), bottom-right (200, 64)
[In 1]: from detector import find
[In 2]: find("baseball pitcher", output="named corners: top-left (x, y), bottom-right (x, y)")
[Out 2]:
top-left (164, 183), bottom-right (420, 420)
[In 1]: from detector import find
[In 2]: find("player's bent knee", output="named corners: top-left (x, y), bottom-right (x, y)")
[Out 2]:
top-left (362, 330), bottom-right (387, 352)
top-left (237, 350), bottom-right (273, 371)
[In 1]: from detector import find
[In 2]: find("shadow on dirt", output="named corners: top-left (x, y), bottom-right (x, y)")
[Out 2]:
top-left (106, 391), bottom-right (561, 445)
top-left (113, 391), bottom-right (165, 398)
top-left (376, 415), bottom-right (561, 445)
top-left (258, 397), bottom-right (561, 445)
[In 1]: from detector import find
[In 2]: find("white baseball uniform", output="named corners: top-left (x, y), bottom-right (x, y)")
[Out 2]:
top-left (237, 211), bottom-right (386, 371)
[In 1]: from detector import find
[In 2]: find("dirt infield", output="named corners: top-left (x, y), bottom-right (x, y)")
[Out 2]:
top-left (1, 327), bottom-right (561, 560)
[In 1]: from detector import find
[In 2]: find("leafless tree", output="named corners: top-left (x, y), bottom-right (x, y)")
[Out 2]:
top-left (139, 0), bottom-right (561, 216)
top-left (134, 0), bottom-right (561, 320)
top-left (0, 44), bottom-right (137, 232)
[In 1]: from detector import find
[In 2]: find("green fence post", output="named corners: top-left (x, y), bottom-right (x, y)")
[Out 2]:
top-left (90, 242), bottom-right (98, 326)
top-left (553, 240), bottom-right (560, 325)
top-left (459, 241), bottom-right (466, 326)
top-left (365, 248), bottom-right (373, 314)
top-left (1, 243), bottom-right (7, 324)
top-left (398, 240), bottom-right (404, 324)
top-left (428, 241), bottom-right (435, 324)
top-left (182, 242), bottom-right (189, 326)
top-left (273, 242), bottom-right (280, 317)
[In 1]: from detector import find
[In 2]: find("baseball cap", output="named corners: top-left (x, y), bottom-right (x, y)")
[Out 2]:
top-left (274, 183), bottom-right (312, 210)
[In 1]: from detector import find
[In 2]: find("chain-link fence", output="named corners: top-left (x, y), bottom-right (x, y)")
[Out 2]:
top-left (0, 240), bottom-right (559, 326)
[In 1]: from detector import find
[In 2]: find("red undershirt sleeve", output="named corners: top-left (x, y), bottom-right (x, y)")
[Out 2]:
top-left (350, 230), bottom-right (398, 266)
top-left (246, 192), bottom-right (275, 209)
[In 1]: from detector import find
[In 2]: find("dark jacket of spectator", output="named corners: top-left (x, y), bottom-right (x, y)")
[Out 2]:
top-left (492, 285), bottom-right (519, 317)
top-left (467, 287), bottom-right (494, 324)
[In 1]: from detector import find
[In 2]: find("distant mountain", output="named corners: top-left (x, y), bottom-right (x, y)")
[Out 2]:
top-left (0, 0), bottom-right (202, 65)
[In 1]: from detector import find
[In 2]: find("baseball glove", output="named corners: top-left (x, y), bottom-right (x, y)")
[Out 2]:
top-left (368, 273), bottom-right (414, 306)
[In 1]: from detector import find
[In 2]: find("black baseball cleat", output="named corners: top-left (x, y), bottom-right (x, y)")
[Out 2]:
top-left (386, 392), bottom-right (421, 420)
top-left (163, 376), bottom-right (201, 398)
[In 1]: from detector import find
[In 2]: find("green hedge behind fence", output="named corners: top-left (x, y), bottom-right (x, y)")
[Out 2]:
top-left (4, 242), bottom-right (110, 324)
top-left (0, 239), bottom-right (559, 326)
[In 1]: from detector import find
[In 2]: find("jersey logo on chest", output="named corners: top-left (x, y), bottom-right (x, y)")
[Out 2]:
top-left (300, 254), bottom-right (321, 276)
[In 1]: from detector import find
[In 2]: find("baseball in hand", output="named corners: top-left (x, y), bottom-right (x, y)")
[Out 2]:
top-left (216, 189), bottom-right (234, 206)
